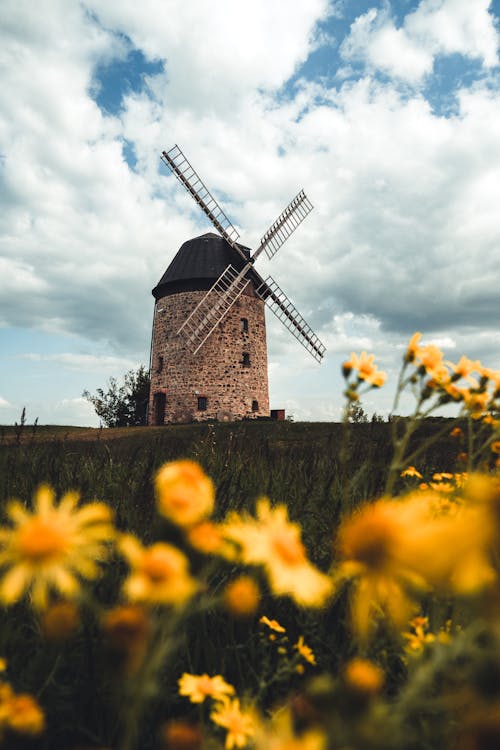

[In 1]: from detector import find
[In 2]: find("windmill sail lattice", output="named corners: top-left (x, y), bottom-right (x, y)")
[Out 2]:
top-left (161, 144), bottom-right (326, 363)
top-left (255, 190), bottom-right (314, 261)
top-left (256, 277), bottom-right (326, 363)
top-left (177, 264), bottom-right (251, 354)
top-left (161, 146), bottom-right (242, 252)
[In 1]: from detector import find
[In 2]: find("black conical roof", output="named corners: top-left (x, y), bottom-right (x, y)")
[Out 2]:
top-left (152, 232), bottom-right (263, 299)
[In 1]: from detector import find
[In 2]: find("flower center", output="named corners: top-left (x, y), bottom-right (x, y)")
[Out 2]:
top-left (197, 675), bottom-right (215, 695)
top-left (272, 529), bottom-right (306, 565)
top-left (17, 519), bottom-right (67, 562)
top-left (354, 535), bottom-right (391, 568)
top-left (142, 552), bottom-right (176, 583)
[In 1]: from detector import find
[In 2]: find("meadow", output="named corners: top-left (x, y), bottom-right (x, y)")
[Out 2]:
top-left (0, 337), bottom-right (499, 750)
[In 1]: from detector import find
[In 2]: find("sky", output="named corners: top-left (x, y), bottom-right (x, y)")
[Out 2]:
top-left (1, 0), bottom-right (500, 425)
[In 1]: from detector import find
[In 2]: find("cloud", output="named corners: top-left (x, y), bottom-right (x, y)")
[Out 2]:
top-left (340, 8), bottom-right (433, 83)
top-left (340, 0), bottom-right (499, 83)
top-left (0, 397), bottom-right (11, 408)
top-left (1, 0), bottom-right (500, 426)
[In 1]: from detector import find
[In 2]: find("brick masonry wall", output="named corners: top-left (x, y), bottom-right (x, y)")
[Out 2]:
top-left (148, 285), bottom-right (270, 424)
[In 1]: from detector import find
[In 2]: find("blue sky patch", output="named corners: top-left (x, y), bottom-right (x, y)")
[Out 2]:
top-left (93, 46), bottom-right (164, 116)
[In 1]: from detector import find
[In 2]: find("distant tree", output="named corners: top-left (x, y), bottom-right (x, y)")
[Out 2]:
top-left (347, 402), bottom-right (369, 423)
top-left (83, 366), bottom-right (150, 428)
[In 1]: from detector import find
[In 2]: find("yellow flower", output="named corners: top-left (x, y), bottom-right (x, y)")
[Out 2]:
top-left (294, 636), bottom-right (316, 665)
top-left (400, 496), bottom-right (496, 595)
top-left (414, 343), bottom-right (444, 377)
top-left (0, 486), bottom-right (114, 609)
top-left (450, 355), bottom-right (482, 382)
top-left (401, 466), bottom-right (423, 479)
top-left (155, 460), bottom-right (215, 528)
top-left (223, 576), bottom-right (260, 618)
top-left (259, 616), bottom-right (286, 633)
top-left (405, 332), bottom-right (422, 363)
top-left (186, 520), bottom-right (234, 558)
top-left (210, 697), bottom-right (256, 750)
top-left (343, 352), bottom-right (386, 387)
top-left (336, 498), bottom-right (428, 638)
top-left (178, 673), bottom-right (235, 704)
top-left (463, 390), bottom-right (491, 419)
top-left (491, 441), bottom-right (500, 455)
top-left (254, 706), bottom-right (325, 750)
top-left (2, 694), bottom-right (45, 736)
top-left (344, 658), bottom-right (384, 695)
top-left (403, 616), bottom-right (435, 653)
top-left (119, 535), bottom-right (198, 606)
top-left (223, 499), bottom-right (332, 607)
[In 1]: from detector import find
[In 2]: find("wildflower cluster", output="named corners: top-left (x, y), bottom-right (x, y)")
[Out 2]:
top-left (405, 332), bottom-right (500, 423)
top-left (342, 351), bottom-right (387, 402)
top-left (178, 672), bottom-right (254, 749)
top-left (0, 333), bottom-right (499, 749)
top-left (177, 618), bottom-right (316, 748)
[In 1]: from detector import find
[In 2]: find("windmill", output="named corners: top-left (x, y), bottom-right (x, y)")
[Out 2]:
top-left (148, 145), bottom-right (326, 425)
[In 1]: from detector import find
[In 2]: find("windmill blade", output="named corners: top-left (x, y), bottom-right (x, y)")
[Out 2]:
top-left (177, 264), bottom-right (252, 354)
top-left (256, 276), bottom-right (326, 363)
top-left (253, 190), bottom-right (313, 262)
top-left (161, 145), bottom-right (241, 249)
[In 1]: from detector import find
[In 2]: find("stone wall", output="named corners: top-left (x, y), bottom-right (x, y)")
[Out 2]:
top-left (148, 284), bottom-right (270, 424)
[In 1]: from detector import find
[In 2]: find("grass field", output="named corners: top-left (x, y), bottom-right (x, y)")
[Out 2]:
top-left (0, 418), bottom-right (477, 749)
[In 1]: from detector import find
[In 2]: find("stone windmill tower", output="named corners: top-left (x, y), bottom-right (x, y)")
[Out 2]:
top-left (148, 145), bottom-right (326, 425)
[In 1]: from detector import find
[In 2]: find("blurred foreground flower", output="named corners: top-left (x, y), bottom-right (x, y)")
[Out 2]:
top-left (155, 460), bottom-right (214, 527)
top-left (344, 658), bottom-right (384, 695)
top-left (0, 486), bottom-right (114, 609)
top-left (223, 576), bottom-right (260, 618)
top-left (335, 498), bottom-right (428, 639)
top-left (0, 682), bottom-right (45, 740)
top-left (119, 535), bottom-right (198, 606)
top-left (254, 706), bottom-right (325, 750)
top-left (223, 499), bottom-right (332, 607)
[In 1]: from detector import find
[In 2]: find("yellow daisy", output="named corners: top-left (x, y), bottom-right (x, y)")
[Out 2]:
top-left (178, 673), bottom-right (235, 704)
top-left (0, 485), bottom-right (114, 609)
top-left (210, 697), bottom-right (256, 750)
top-left (155, 460), bottom-right (214, 528)
top-left (223, 499), bottom-right (332, 608)
top-left (336, 498), bottom-right (429, 639)
top-left (118, 534), bottom-right (198, 606)
top-left (294, 636), bottom-right (316, 665)
top-left (259, 616), bottom-right (286, 633)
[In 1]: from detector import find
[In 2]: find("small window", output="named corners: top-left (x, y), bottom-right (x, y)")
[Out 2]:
top-left (242, 352), bottom-right (251, 367)
top-left (197, 396), bottom-right (207, 411)
top-left (252, 400), bottom-right (259, 412)
top-left (240, 318), bottom-right (249, 333)
top-left (157, 355), bottom-right (163, 373)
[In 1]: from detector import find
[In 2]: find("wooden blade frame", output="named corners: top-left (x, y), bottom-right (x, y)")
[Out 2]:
top-left (253, 190), bottom-right (313, 262)
top-left (256, 276), bottom-right (325, 363)
top-left (177, 264), bottom-right (251, 354)
top-left (161, 145), bottom-right (242, 251)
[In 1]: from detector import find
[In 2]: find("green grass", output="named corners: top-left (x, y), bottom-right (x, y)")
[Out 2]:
top-left (0, 419), bottom-right (463, 749)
